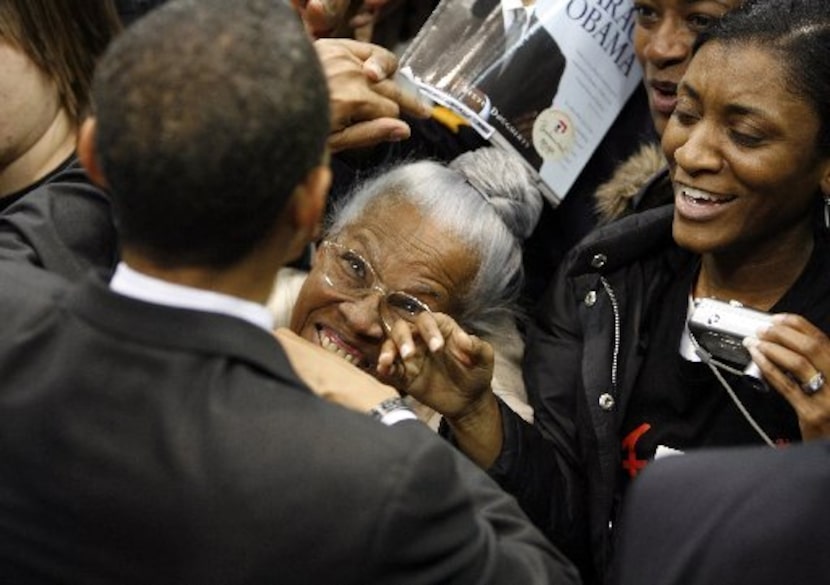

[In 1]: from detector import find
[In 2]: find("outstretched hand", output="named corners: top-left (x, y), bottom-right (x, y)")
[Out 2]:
top-left (315, 38), bottom-right (432, 152)
top-left (376, 312), bottom-right (504, 467)
top-left (376, 312), bottom-right (495, 421)
top-left (745, 313), bottom-right (830, 440)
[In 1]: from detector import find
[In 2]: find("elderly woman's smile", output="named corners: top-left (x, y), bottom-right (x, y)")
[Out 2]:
top-left (316, 323), bottom-right (370, 368)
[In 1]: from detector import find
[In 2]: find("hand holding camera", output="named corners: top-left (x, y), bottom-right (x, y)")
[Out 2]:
top-left (690, 299), bottom-right (829, 400)
top-left (689, 298), bottom-right (773, 386)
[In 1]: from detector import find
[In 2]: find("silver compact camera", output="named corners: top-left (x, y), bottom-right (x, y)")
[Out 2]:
top-left (688, 298), bottom-right (773, 383)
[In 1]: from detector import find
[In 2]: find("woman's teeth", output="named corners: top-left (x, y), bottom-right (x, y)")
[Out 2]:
top-left (681, 187), bottom-right (733, 204)
top-left (319, 332), bottom-right (360, 366)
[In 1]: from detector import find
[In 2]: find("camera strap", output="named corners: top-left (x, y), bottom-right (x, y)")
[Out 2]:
top-left (687, 330), bottom-right (777, 448)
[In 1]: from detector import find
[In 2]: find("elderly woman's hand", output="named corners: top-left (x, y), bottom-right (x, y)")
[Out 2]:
top-left (744, 313), bottom-right (830, 440)
top-left (376, 312), bottom-right (494, 415)
top-left (376, 313), bottom-right (504, 467)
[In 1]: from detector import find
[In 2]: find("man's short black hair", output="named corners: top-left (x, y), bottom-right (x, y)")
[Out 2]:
top-left (93, 0), bottom-right (330, 267)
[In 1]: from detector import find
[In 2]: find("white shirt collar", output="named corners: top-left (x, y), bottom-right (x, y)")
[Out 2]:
top-left (109, 262), bottom-right (275, 332)
top-left (502, 0), bottom-right (535, 28)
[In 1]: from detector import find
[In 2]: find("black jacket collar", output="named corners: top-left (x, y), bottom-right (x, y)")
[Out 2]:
top-left (566, 205), bottom-right (678, 277)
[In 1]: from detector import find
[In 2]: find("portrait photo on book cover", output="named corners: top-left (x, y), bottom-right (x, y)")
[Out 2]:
top-left (472, 0), bottom-right (567, 169)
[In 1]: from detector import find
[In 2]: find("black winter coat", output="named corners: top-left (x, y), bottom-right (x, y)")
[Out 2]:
top-left (492, 205), bottom-right (681, 584)
top-left (491, 202), bottom-right (830, 584)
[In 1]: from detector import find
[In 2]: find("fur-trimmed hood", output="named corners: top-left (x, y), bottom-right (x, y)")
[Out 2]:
top-left (594, 142), bottom-right (667, 224)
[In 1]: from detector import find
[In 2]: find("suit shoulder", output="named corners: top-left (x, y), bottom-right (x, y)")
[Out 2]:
top-left (0, 261), bottom-right (69, 302)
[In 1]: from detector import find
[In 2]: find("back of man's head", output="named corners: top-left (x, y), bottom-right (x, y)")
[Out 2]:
top-left (92, 0), bottom-right (329, 268)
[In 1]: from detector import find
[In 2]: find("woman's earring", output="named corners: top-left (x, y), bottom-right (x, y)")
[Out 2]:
top-left (824, 196), bottom-right (830, 231)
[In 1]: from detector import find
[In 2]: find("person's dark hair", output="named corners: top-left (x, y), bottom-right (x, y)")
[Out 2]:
top-left (0, 0), bottom-right (122, 125)
top-left (93, 0), bottom-right (330, 268)
top-left (695, 0), bottom-right (830, 156)
top-left (327, 147), bottom-right (543, 338)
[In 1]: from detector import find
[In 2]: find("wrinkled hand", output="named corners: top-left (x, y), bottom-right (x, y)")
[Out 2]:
top-left (376, 312), bottom-right (495, 421)
top-left (275, 327), bottom-right (398, 413)
top-left (315, 38), bottom-right (432, 152)
top-left (376, 312), bottom-right (504, 468)
top-left (744, 313), bottom-right (830, 440)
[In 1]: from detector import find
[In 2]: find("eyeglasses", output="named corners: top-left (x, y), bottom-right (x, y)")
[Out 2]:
top-left (316, 240), bottom-right (432, 331)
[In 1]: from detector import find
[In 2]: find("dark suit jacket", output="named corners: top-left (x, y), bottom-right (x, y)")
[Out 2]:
top-left (615, 442), bottom-right (830, 585)
top-left (0, 263), bottom-right (579, 585)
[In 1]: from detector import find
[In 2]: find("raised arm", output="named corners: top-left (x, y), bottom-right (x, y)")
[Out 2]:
top-left (316, 38), bottom-right (431, 152)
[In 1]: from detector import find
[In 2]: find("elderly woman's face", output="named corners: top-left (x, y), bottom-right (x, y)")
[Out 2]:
top-left (633, 0), bottom-right (740, 137)
top-left (290, 197), bottom-right (477, 372)
top-left (664, 42), bottom-right (830, 257)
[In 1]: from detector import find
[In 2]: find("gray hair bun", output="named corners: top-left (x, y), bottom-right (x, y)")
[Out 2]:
top-left (449, 147), bottom-right (544, 241)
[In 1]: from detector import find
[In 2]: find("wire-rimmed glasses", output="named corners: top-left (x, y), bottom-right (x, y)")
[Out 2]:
top-left (316, 240), bottom-right (432, 331)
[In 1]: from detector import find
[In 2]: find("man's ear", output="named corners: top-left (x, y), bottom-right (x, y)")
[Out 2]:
top-left (290, 163), bottom-right (331, 235)
top-left (77, 117), bottom-right (109, 189)
top-left (279, 163), bottom-right (331, 262)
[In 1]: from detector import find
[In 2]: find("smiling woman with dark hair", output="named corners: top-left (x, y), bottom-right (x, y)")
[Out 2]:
top-left (613, 13), bottom-right (830, 584)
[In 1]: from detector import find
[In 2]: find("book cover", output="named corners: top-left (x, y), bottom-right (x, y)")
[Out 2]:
top-left (400, 0), bottom-right (643, 205)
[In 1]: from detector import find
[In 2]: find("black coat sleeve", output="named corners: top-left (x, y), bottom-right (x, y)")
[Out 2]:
top-left (485, 261), bottom-right (594, 579)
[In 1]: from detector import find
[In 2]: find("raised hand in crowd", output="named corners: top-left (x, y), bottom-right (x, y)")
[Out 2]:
top-left (315, 38), bottom-right (431, 152)
top-left (293, 0), bottom-right (390, 38)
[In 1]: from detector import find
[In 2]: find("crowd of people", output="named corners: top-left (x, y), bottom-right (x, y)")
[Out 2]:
top-left (0, 0), bottom-right (828, 583)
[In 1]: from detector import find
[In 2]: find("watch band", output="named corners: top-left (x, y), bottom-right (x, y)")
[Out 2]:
top-left (368, 396), bottom-right (417, 426)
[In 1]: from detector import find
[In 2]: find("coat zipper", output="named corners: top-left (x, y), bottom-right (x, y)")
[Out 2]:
top-left (600, 276), bottom-right (620, 397)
